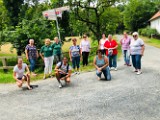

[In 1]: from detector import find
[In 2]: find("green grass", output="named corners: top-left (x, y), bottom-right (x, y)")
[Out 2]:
top-left (140, 36), bottom-right (160, 48)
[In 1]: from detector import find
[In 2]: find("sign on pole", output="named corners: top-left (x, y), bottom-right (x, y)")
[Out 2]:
top-left (42, 6), bottom-right (70, 42)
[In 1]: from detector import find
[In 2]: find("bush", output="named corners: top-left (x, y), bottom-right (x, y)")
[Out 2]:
top-left (138, 27), bottom-right (159, 37)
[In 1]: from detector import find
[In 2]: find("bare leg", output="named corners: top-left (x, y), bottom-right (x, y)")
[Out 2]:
top-left (25, 75), bottom-right (32, 90)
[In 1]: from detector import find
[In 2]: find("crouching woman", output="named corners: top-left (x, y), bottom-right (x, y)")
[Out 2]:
top-left (93, 50), bottom-right (111, 80)
top-left (13, 58), bottom-right (32, 90)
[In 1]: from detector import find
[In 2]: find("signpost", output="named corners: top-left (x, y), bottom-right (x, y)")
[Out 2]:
top-left (42, 6), bottom-right (70, 42)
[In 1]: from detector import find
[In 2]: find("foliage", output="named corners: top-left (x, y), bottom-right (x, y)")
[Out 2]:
top-left (3, 18), bottom-right (59, 55)
top-left (3, 0), bottom-right (24, 26)
top-left (138, 26), bottom-right (159, 37)
top-left (68, 0), bottom-right (120, 41)
top-left (123, 0), bottom-right (159, 31)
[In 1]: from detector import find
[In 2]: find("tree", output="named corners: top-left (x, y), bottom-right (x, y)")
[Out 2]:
top-left (0, 0), bottom-right (9, 47)
top-left (3, 0), bottom-right (24, 26)
top-left (4, 18), bottom-right (58, 55)
top-left (68, 0), bottom-right (120, 41)
top-left (123, 0), bottom-right (159, 31)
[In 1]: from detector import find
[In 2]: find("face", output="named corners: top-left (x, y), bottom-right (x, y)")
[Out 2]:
top-left (108, 35), bottom-right (112, 41)
top-left (133, 34), bottom-right (138, 40)
top-left (17, 59), bottom-right (23, 66)
top-left (97, 51), bottom-right (102, 56)
top-left (29, 40), bottom-right (34, 45)
top-left (54, 38), bottom-right (59, 43)
top-left (102, 34), bottom-right (106, 38)
top-left (83, 35), bottom-right (87, 39)
top-left (45, 39), bottom-right (50, 45)
top-left (63, 57), bottom-right (68, 64)
top-left (123, 32), bottom-right (127, 38)
top-left (72, 39), bottom-right (77, 44)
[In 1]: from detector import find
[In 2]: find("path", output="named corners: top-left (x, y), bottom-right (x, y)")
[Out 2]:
top-left (0, 35), bottom-right (160, 120)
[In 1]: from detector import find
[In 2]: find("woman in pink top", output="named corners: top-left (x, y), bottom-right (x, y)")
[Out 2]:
top-left (120, 32), bottom-right (131, 66)
top-left (99, 33), bottom-right (107, 55)
top-left (80, 34), bottom-right (91, 66)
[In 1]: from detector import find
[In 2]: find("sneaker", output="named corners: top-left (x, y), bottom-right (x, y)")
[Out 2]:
top-left (114, 67), bottom-right (117, 71)
top-left (77, 72), bottom-right (80, 75)
top-left (133, 69), bottom-right (138, 72)
top-left (58, 83), bottom-right (63, 88)
top-left (137, 70), bottom-right (142, 75)
top-left (73, 72), bottom-right (77, 75)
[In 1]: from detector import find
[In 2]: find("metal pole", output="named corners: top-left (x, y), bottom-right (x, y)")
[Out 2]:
top-left (54, 9), bottom-right (61, 43)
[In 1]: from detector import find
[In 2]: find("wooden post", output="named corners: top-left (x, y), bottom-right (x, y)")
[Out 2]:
top-left (2, 58), bottom-right (8, 72)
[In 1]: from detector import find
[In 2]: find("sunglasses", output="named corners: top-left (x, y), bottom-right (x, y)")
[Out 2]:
top-left (133, 35), bottom-right (137, 37)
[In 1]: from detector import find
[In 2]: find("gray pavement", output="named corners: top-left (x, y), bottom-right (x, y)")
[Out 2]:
top-left (0, 35), bottom-right (160, 120)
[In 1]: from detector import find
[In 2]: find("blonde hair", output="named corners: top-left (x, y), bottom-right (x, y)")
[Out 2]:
top-left (45, 38), bottom-right (51, 45)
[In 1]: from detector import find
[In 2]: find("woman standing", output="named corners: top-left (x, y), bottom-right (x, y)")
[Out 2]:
top-left (99, 33), bottom-right (107, 55)
top-left (93, 50), bottom-right (111, 80)
top-left (52, 37), bottom-right (62, 63)
top-left (80, 34), bottom-right (91, 66)
top-left (69, 38), bottom-right (81, 74)
top-left (25, 39), bottom-right (39, 76)
top-left (104, 34), bottom-right (118, 71)
top-left (120, 32), bottom-right (131, 66)
top-left (130, 32), bottom-right (145, 75)
top-left (40, 38), bottom-right (54, 79)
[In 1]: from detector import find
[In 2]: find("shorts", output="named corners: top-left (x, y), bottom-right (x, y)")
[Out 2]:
top-left (59, 74), bottom-right (67, 79)
top-left (17, 75), bottom-right (27, 81)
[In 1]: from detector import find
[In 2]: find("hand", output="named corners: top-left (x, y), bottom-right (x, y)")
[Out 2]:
top-left (80, 56), bottom-right (82, 61)
top-left (141, 52), bottom-right (144, 56)
top-left (97, 68), bottom-right (102, 72)
top-left (26, 57), bottom-right (29, 60)
top-left (70, 58), bottom-right (72, 62)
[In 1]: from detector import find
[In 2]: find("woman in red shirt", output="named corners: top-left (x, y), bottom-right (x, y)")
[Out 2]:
top-left (104, 34), bottom-right (118, 71)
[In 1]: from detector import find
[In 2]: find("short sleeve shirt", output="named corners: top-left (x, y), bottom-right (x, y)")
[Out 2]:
top-left (57, 62), bottom-right (72, 74)
top-left (130, 38), bottom-right (144, 55)
top-left (13, 63), bottom-right (27, 78)
top-left (40, 45), bottom-right (53, 57)
top-left (104, 40), bottom-right (118, 56)
top-left (80, 40), bottom-right (91, 52)
top-left (25, 44), bottom-right (37, 59)
top-left (69, 45), bottom-right (80, 57)
top-left (52, 42), bottom-right (62, 55)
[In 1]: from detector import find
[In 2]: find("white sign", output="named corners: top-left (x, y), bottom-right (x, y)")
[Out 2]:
top-left (42, 6), bottom-right (70, 20)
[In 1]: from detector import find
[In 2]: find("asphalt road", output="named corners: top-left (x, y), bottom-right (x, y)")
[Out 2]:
top-left (0, 35), bottom-right (160, 120)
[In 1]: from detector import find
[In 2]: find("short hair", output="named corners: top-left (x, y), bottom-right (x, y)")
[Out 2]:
top-left (96, 49), bottom-right (103, 55)
top-left (54, 37), bottom-right (59, 40)
top-left (132, 32), bottom-right (139, 36)
top-left (45, 38), bottom-right (51, 42)
top-left (29, 39), bottom-right (34, 42)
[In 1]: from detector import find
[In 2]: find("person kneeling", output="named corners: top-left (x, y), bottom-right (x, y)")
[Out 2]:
top-left (93, 50), bottom-right (111, 81)
top-left (13, 58), bottom-right (32, 90)
top-left (54, 57), bottom-right (72, 88)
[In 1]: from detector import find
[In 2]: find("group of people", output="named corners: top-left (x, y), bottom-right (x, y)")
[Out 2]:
top-left (13, 32), bottom-right (145, 89)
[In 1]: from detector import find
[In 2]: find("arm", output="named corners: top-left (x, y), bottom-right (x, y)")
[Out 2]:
top-left (25, 49), bottom-right (29, 60)
top-left (69, 49), bottom-right (72, 62)
top-left (36, 50), bottom-right (39, 58)
top-left (98, 40), bottom-right (101, 49)
top-left (66, 70), bottom-right (72, 77)
top-left (40, 53), bottom-right (44, 61)
top-left (101, 57), bottom-right (109, 69)
top-left (13, 72), bottom-right (22, 84)
top-left (93, 57), bottom-right (99, 69)
top-left (141, 45), bottom-right (145, 56)
top-left (25, 65), bottom-right (30, 75)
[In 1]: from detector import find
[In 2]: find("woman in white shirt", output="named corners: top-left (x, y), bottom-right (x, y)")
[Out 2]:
top-left (80, 34), bottom-right (91, 66)
top-left (13, 58), bottom-right (32, 90)
top-left (99, 33), bottom-right (107, 55)
top-left (130, 32), bottom-right (145, 75)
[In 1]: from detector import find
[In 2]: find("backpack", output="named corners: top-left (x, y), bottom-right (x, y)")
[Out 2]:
top-left (59, 61), bottom-right (70, 73)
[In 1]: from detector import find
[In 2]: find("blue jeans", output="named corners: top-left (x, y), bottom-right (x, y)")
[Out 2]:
top-left (29, 59), bottom-right (36, 72)
top-left (72, 56), bottom-right (80, 69)
top-left (131, 55), bottom-right (142, 69)
top-left (108, 55), bottom-right (117, 68)
top-left (96, 67), bottom-right (111, 80)
top-left (122, 50), bottom-right (130, 65)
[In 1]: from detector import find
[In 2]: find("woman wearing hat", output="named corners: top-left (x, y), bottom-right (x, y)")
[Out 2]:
top-left (130, 32), bottom-right (145, 75)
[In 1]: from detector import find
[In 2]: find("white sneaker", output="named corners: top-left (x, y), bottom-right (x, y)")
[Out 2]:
top-left (59, 83), bottom-right (63, 88)
top-left (77, 72), bottom-right (80, 75)
top-left (114, 67), bottom-right (118, 71)
top-left (137, 70), bottom-right (142, 75)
